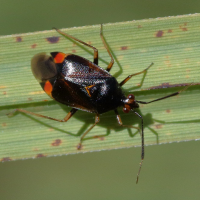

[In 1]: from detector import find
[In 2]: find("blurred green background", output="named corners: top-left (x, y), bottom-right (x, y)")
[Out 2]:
top-left (0, 0), bottom-right (200, 200)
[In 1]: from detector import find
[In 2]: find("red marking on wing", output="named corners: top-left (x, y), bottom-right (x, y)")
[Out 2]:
top-left (44, 81), bottom-right (53, 96)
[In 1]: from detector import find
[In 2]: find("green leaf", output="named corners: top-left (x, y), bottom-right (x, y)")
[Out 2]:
top-left (0, 14), bottom-right (200, 161)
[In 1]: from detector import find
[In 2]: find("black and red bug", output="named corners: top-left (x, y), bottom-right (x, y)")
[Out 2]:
top-left (10, 25), bottom-right (189, 183)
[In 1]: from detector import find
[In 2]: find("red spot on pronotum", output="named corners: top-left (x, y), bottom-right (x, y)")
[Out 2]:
top-left (51, 139), bottom-right (62, 146)
top-left (46, 36), bottom-right (60, 43)
top-left (53, 52), bottom-right (66, 64)
top-left (155, 30), bottom-right (164, 37)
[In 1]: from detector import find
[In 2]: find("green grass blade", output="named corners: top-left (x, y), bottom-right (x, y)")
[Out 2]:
top-left (0, 14), bottom-right (200, 161)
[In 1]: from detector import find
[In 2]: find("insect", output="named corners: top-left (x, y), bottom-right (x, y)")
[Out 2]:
top-left (10, 24), bottom-right (189, 183)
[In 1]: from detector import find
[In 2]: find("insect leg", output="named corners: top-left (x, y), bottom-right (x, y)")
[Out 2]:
top-left (8, 108), bottom-right (78, 122)
top-left (53, 28), bottom-right (99, 65)
top-left (77, 114), bottom-right (100, 149)
top-left (119, 63), bottom-right (153, 86)
top-left (114, 109), bottom-right (140, 132)
top-left (100, 24), bottom-right (114, 72)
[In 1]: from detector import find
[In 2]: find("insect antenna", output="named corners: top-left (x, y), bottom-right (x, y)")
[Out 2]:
top-left (134, 83), bottom-right (193, 183)
top-left (136, 83), bottom-right (193, 105)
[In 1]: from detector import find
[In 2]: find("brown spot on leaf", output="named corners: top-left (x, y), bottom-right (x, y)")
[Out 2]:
top-left (164, 60), bottom-right (172, 67)
top-left (3, 91), bottom-right (7, 95)
top-left (31, 44), bottom-right (37, 48)
top-left (166, 109), bottom-right (171, 113)
top-left (0, 86), bottom-right (6, 89)
top-left (77, 143), bottom-right (83, 150)
top-left (167, 29), bottom-right (173, 33)
top-left (182, 27), bottom-right (188, 31)
top-left (29, 91), bottom-right (45, 95)
top-left (1, 157), bottom-right (12, 162)
top-left (138, 25), bottom-right (142, 28)
top-left (46, 36), bottom-right (60, 43)
top-left (2, 123), bottom-right (7, 127)
top-left (145, 82), bottom-right (199, 90)
top-left (88, 41), bottom-right (92, 45)
top-left (72, 49), bottom-right (77, 53)
top-left (36, 154), bottom-right (46, 158)
top-left (16, 36), bottom-right (22, 42)
top-left (93, 135), bottom-right (105, 140)
top-left (155, 30), bottom-right (164, 37)
top-left (51, 139), bottom-right (62, 146)
top-left (154, 124), bottom-right (163, 129)
top-left (179, 24), bottom-right (188, 31)
top-left (121, 46), bottom-right (128, 50)
top-left (28, 98), bottom-right (32, 101)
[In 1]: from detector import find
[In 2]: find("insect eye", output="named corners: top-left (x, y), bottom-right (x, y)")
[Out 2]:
top-left (127, 94), bottom-right (135, 100)
top-left (123, 105), bottom-right (131, 113)
top-left (31, 53), bottom-right (57, 82)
